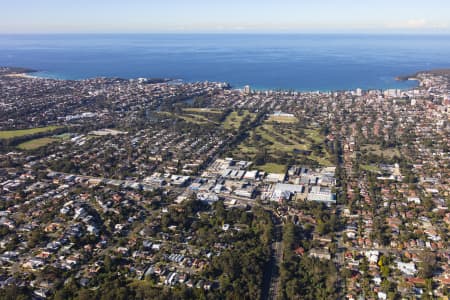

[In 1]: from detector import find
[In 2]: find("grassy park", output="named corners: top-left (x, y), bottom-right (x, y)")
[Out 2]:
top-left (361, 144), bottom-right (401, 158)
top-left (222, 110), bottom-right (256, 130)
top-left (0, 126), bottom-right (63, 139)
top-left (17, 137), bottom-right (60, 150)
top-left (267, 114), bottom-right (298, 123)
top-left (360, 164), bottom-right (382, 173)
top-left (182, 108), bottom-right (223, 114)
top-left (234, 117), bottom-right (332, 169)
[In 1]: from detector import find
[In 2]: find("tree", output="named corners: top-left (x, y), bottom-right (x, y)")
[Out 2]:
top-left (54, 289), bottom-right (71, 300)
top-left (285, 279), bottom-right (301, 300)
top-left (254, 149), bottom-right (267, 166)
top-left (0, 284), bottom-right (30, 300)
top-left (76, 289), bottom-right (93, 300)
top-left (419, 252), bottom-right (437, 279)
top-left (381, 265), bottom-right (390, 278)
top-left (104, 255), bottom-right (114, 273)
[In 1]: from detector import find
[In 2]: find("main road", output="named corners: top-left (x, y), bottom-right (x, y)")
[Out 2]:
top-left (261, 211), bottom-right (283, 300)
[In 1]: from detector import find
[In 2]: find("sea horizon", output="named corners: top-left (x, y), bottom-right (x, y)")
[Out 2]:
top-left (1, 33), bottom-right (449, 91)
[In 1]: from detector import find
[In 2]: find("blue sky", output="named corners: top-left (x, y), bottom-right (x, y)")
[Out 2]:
top-left (2, 0), bottom-right (450, 33)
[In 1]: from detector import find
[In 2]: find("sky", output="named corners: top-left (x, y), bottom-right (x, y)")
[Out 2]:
top-left (1, 0), bottom-right (450, 34)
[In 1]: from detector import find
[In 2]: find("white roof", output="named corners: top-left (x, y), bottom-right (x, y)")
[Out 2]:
top-left (274, 183), bottom-right (304, 193)
top-left (266, 173), bottom-right (285, 182)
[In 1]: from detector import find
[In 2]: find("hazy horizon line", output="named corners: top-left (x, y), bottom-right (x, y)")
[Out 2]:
top-left (1, 31), bottom-right (450, 36)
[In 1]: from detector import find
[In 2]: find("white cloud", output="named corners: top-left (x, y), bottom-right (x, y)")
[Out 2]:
top-left (405, 19), bottom-right (427, 28)
top-left (386, 19), bottom-right (448, 30)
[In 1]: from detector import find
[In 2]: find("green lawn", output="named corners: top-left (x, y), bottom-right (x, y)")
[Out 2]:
top-left (0, 126), bottom-right (63, 139)
top-left (222, 110), bottom-right (256, 130)
top-left (158, 112), bottom-right (208, 124)
top-left (181, 114), bottom-right (214, 124)
top-left (360, 164), bottom-right (381, 173)
top-left (256, 124), bottom-right (309, 152)
top-left (182, 108), bottom-right (223, 114)
top-left (361, 144), bottom-right (401, 158)
top-left (234, 120), bottom-right (333, 167)
top-left (258, 163), bottom-right (287, 173)
top-left (310, 154), bottom-right (334, 167)
top-left (17, 137), bottom-right (60, 150)
top-left (304, 129), bottom-right (325, 143)
top-left (158, 111), bottom-right (218, 125)
top-left (267, 115), bottom-right (298, 123)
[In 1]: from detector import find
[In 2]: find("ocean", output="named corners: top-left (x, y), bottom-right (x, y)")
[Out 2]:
top-left (0, 34), bottom-right (449, 91)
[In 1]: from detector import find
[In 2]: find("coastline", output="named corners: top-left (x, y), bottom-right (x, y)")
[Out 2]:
top-left (1, 67), bottom-right (39, 79)
top-left (396, 69), bottom-right (450, 81)
top-left (4, 73), bottom-right (40, 79)
top-left (22, 71), bottom-right (420, 93)
top-left (1, 65), bottom-right (426, 93)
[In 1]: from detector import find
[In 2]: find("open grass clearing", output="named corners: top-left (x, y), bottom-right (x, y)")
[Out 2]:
top-left (304, 128), bottom-right (324, 144)
top-left (182, 108), bottom-right (223, 114)
top-left (234, 122), bottom-right (332, 167)
top-left (258, 124), bottom-right (311, 151)
top-left (361, 144), bottom-right (401, 158)
top-left (360, 164), bottom-right (381, 173)
top-left (258, 163), bottom-right (287, 174)
top-left (157, 111), bottom-right (214, 125)
top-left (17, 137), bottom-right (60, 150)
top-left (222, 110), bottom-right (256, 130)
top-left (267, 115), bottom-right (298, 123)
top-left (183, 114), bottom-right (218, 124)
top-left (0, 126), bottom-right (63, 139)
top-left (310, 154), bottom-right (334, 167)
